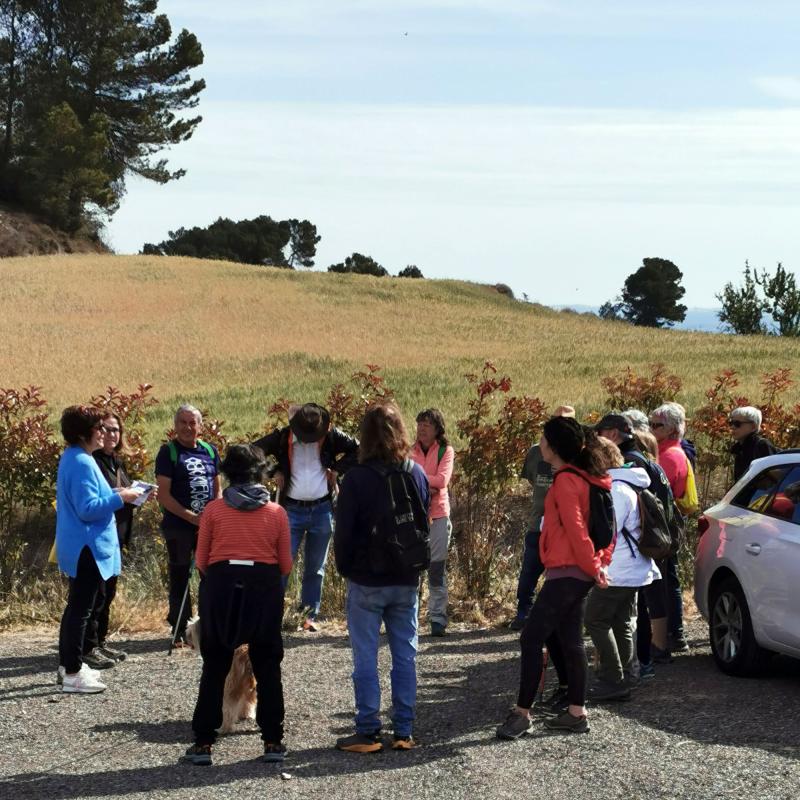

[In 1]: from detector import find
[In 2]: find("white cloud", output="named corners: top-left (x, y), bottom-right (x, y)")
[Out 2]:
top-left (752, 76), bottom-right (800, 103)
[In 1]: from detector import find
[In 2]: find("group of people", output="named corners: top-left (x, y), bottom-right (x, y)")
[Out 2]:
top-left (52, 394), bottom-right (774, 764)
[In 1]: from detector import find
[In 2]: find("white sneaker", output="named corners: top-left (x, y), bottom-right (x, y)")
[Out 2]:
top-left (57, 664), bottom-right (101, 685)
top-left (62, 664), bottom-right (107, 694)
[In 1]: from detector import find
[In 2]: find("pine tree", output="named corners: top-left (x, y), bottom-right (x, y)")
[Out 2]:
top-left (0, 0), bottom-right (204, 231)
top-left (716, 261), bottom-right (767, 335)
top-left (618, 257), bottom-right (687, 328)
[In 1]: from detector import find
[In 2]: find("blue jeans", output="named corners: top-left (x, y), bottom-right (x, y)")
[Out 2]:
top-left (285, 500), bottom-right (333, 618)
top-left (515, 530), bottom-right (544, 621)
top-left (346, 581), bottom-right (419, 737)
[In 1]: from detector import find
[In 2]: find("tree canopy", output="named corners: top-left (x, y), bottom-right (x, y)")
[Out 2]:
top-left (397, 264), bottom-right (423, 278)
top-left (716, 261), bottom-right (767, 335)
top-left (141, 215), bottom-right (320, 268)
top-left (602, 257), bottom-right (687, 328)
top-left (328, 253), bottom-right (388, 277)
top-left (0, 0), bottom-right (204, 232)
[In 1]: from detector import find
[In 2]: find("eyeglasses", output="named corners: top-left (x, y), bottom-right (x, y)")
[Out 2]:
top-left (729, 420), bottom-right (746, 428)
top-left (104, 427), bottom-right (121, 434)
top-left (649, 422), bottom-right (665, 429)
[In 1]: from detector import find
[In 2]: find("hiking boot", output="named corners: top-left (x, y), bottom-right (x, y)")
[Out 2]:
top-left (668, 633), bottom-right (690, 654)
top-left (263, 742), bottom-right (288, 762)
top-left (83, 648), bottom-right (115, 670)
top-left (182, 744), bottom-right (212, 766)
top-left (97, 643), bottom-right (127, 662)
top-left (544, 710), bottom-right (589, 734)
top-left (336, 731), bottom-right (383, 753)
top-left (623, 670), bottom-right (641, 689)
top-left (651, 646), bottom-right (673, 665)
top-left (587, 679), bottom-right (631, 702)
top-left (639, 662), bottom-right (656, 680)
top-left (539, 686), bottom-right (569, 716)
top-left (62, 664), bottom-right (107, 694)
top-left (430, 622), bottom-right (446, 637)
top-left (391, 735), bottom-right (416, 750)
top-left (496, 709), bottom-right (533, 740)
top-left (301, 617), bottom-right (320, 633)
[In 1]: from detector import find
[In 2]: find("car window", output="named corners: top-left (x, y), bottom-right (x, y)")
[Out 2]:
top-left (762, 465), bottom-right (800, 525)
top-left (731, 466), bottom-right (791, 512)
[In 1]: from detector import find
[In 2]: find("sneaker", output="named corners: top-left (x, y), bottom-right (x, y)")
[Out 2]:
top-left (301, 617), bottom-right (320, 633)
top-left (539, 686), bottom-right (569, 716)
top-left (508, 617), bottom-right (526, 632)
top-left (587, 679), bottom-right (631, 702)
top-left (83, 648), bottom-right (116, 670)
top-left (391, 735), bottom-right (416, 750)
top-left (430, 622), bottom-right (446, 637)
top-left (496, 709), bottom-right (533, 740)
top-left (57, 664), bottom-right (102, 685)
top-left (639, 662), bottom-right (656, 681)
top-left (263, 742), bottom-right (288, 762)
top-left (336, 731), bottom-right (383, 753)
top-left (651, 645), bottom-right (673, 665)
top-left (182, 744), bottom-right (212, 766)
top-left (62, 664), bottom-right (107, 694)
top-left (668, 633), bottom-right (690, 654)
top-left (543, 710), bottom-right (589, 734)
top-left (97, 643), bottom-right (127, 662)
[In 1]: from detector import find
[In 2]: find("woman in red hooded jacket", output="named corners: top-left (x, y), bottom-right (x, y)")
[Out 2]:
top-left (497, 416), bottom-right (613, 739)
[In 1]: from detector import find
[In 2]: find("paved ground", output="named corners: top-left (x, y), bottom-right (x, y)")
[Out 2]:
top-left (1, 619), bottom-right (799, 800)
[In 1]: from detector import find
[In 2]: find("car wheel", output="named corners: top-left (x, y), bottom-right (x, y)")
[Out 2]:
top-left (708, 576), bottom-right (771, 677)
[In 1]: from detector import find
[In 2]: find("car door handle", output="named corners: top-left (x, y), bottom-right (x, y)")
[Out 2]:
top-left (745, 543), bottom-right (762, 555)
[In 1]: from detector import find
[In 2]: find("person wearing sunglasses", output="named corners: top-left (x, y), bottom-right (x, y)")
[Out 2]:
top-left (730, 406), bottom-right (777, 483)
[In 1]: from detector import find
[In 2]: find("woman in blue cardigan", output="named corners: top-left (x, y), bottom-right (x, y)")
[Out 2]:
top-left (56, 406), bottom-right (140, 693)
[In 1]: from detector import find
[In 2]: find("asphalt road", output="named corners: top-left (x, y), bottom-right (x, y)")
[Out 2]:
top-left (1, 618), bottom-right (798, 800)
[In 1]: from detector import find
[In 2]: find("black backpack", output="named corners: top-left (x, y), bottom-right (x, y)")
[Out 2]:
top-left (554, 468), bottom-right (616, 551)
top-left (366, 460), bottom-right (430, 575)
top-left (624, 450), bottom-right (684, 557)
top-left (615, 479), bottom-right (673, 561)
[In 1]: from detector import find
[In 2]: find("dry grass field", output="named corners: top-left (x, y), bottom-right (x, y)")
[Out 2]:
top-left (2, 253), bottom-right (800, 443)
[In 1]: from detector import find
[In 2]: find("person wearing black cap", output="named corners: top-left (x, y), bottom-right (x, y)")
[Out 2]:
top-left (253, 404), bottom-right (359, 630)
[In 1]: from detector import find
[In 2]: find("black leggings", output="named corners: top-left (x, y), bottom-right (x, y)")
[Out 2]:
top-left (518, 577), bottom-right (592, 709)
top-left (84, 575), bottom-right (118, 653)
top-left (58, 547), bottom-right (105, 673)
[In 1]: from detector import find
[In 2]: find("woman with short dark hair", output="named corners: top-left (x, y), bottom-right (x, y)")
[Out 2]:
top-left (496, 416), bottom-right (613, 739)
top-left (183, 444), bottom-right (292, 766)
top-left (56, 406), bottom-right (141, 693)
top-left (84, 412), bottom-right (151, 668)
top-left (411, 408), bottom-right (454, 637)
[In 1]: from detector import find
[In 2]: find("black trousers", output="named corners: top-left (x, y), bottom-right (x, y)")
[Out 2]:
top-left (164, 530), bottom-right (196, 638)
top-left (84, 574), bottom-right (118, 653)
top-left (191, 562), bottom-right (286, 745)
top-left (518, 577), bottom-right (592, 709)
top-left (59, 547), bottom-right (105, 673)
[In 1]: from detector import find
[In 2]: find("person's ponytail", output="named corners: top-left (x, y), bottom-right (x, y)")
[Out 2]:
top-left (573, 427), bottom-right (607, 477)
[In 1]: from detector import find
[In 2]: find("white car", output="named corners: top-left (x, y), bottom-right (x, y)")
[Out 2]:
top-left (694, 452), bottom-right (800, 676)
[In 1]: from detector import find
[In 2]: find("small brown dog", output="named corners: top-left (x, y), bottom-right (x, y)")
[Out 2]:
top-left (185, 618), bottom-right (257, 733)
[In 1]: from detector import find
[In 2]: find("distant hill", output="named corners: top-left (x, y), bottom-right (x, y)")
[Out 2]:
top-left (2, 255), bottom-right (798, 442)
top-left (552, 304), bottom-right (723, 333)
top-left (0, 206), bottom-right (108, 258)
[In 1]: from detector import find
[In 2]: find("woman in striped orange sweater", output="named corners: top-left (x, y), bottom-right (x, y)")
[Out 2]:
top-left (184, 444), bottom-right (292, 766)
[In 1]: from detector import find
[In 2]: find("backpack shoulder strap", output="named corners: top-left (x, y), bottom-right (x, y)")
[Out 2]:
top-left (197, 439), bottom-right (215, 459)
top-left (437, 444), bottom-right (446, 464)
top-left (168, 440), bottom-right (178, 465)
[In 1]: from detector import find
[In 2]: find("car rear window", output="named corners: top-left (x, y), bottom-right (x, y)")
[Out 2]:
top-left (731, 464), bottom-right (800, 524)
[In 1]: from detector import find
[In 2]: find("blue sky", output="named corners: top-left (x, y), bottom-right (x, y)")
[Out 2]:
top-left (108, 1), bottom-right (800, 306)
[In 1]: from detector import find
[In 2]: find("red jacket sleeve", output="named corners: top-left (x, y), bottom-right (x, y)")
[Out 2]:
top-left (553, 474), bottom-right (601, 577)
top-left (195, 504), bottom-right (213, 575)
top-left (275, 506), bottom-right (292, 576)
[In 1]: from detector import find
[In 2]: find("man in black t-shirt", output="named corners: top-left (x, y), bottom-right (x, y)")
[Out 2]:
top-left (155, 404), bottom-right (221, 643)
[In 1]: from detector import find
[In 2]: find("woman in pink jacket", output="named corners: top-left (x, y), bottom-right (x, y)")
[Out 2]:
top-left (411, 409), bottom-right (454, 637)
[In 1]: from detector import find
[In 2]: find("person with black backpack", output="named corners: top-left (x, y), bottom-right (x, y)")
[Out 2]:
top-left (496, 417), bottom-right (613, 740)
top-left (584, 438), bottom-right (663, 702)
top-left (333, 402), bottom-right (430, 753)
